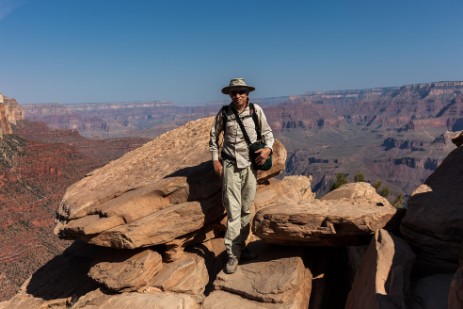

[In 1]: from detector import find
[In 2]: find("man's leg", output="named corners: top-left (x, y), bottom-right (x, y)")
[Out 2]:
top-left (222, 160), bottom-right (243, 267)
top-left (240, 166), bottom-right (257, 252)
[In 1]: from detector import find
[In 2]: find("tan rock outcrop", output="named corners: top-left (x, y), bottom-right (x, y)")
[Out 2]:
top-left (345, 229), bottom-right (415, 309)
top-left (401, 146), bottom-right (463, 275)
top-left (88, 248), bottom-right (163, 292)
top-left (253, 182), bottom-right (396, 246)
top-left (54, 117), bottom-right (287, 249)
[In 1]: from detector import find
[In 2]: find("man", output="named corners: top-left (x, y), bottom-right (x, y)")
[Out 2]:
top-left (209, 77), bottom-right (274, 274)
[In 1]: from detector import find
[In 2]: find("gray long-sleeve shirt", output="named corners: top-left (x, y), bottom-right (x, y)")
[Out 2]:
top-left (209, 102), bottom-right (274, 169)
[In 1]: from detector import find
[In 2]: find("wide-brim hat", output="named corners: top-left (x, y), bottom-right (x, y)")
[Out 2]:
top-left (221, 78), bottom-right (255, 94)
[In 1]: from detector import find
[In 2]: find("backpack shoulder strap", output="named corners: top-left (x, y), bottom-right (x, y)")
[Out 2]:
top-left (249, 103), bottom-right (262, 140)
top-left (221, 105), bottom-right (228, 133)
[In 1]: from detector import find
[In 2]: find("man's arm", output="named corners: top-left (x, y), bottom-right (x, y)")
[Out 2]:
top-left (256, 105), bottom-right (274, 148)
top-left (209, 108), bottom-right (224, 176)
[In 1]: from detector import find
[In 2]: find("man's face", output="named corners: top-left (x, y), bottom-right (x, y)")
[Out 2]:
top-left (229, 88), bottom-right (249, 110)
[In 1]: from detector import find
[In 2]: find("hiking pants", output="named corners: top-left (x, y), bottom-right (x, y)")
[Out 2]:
top-left (222, 159), bottom-right (257, 260)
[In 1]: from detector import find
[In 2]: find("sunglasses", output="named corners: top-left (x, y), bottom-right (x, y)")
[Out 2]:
top-left (229, 89), bottom-right (248, 96)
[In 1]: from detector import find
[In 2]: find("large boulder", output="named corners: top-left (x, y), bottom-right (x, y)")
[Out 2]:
top-left (54, 117), bottom-right (286, 249)
top-left (345, 229), bottom-right (415, 309)
top-left (253, 182), bottom-right (397, 246)
top-left (401, 146), bottom-right (463, 275)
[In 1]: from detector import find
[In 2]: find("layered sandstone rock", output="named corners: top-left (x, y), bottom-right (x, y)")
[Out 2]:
top-left (345, 229), bottom-right (415, 309)
top-left (253, 182), bottom-right (396, 246)
top-left (54, 117), bottom-right (287, 249)
top-left (401, 146), bottom-right (463, 275)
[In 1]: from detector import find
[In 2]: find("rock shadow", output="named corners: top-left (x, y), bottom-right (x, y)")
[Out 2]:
top-left (25, 241), bottom-right (100, 301)
top-left (164, 161), bottom-right (224, 224)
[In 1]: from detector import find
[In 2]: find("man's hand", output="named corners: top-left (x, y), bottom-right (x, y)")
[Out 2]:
top-left (254, 147), bottom-right (271, 166)
top-left (213, 160), bottom-right (223, 177)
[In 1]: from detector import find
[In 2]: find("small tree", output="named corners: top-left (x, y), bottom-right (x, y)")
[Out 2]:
top-left (392, 193), bottom-right (405, 208)
top-left (378, 186), bottom-right (391, 198)
top-left (372, 180), bottom-right (382, 190)
top-left (353, 172), bottom-right (365, 182)
top-left (330, 173), bottom-right (349, 191)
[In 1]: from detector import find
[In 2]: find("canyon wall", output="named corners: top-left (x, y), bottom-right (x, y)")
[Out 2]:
top-left (20, 81), bottom-right (463, 199)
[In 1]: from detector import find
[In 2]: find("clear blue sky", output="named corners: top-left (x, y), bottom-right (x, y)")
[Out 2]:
top-left (1, 0), bottom-right (462, 105)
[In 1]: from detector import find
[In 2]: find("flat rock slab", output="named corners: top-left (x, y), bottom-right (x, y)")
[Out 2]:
top-left (253, 183), bottom-right (396, 246)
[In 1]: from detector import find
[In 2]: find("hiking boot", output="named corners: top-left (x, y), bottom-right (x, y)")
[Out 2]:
top-left (241, 247), bottom-right (257, 260)
top-left (224, 257), bottom-right (238, 274)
